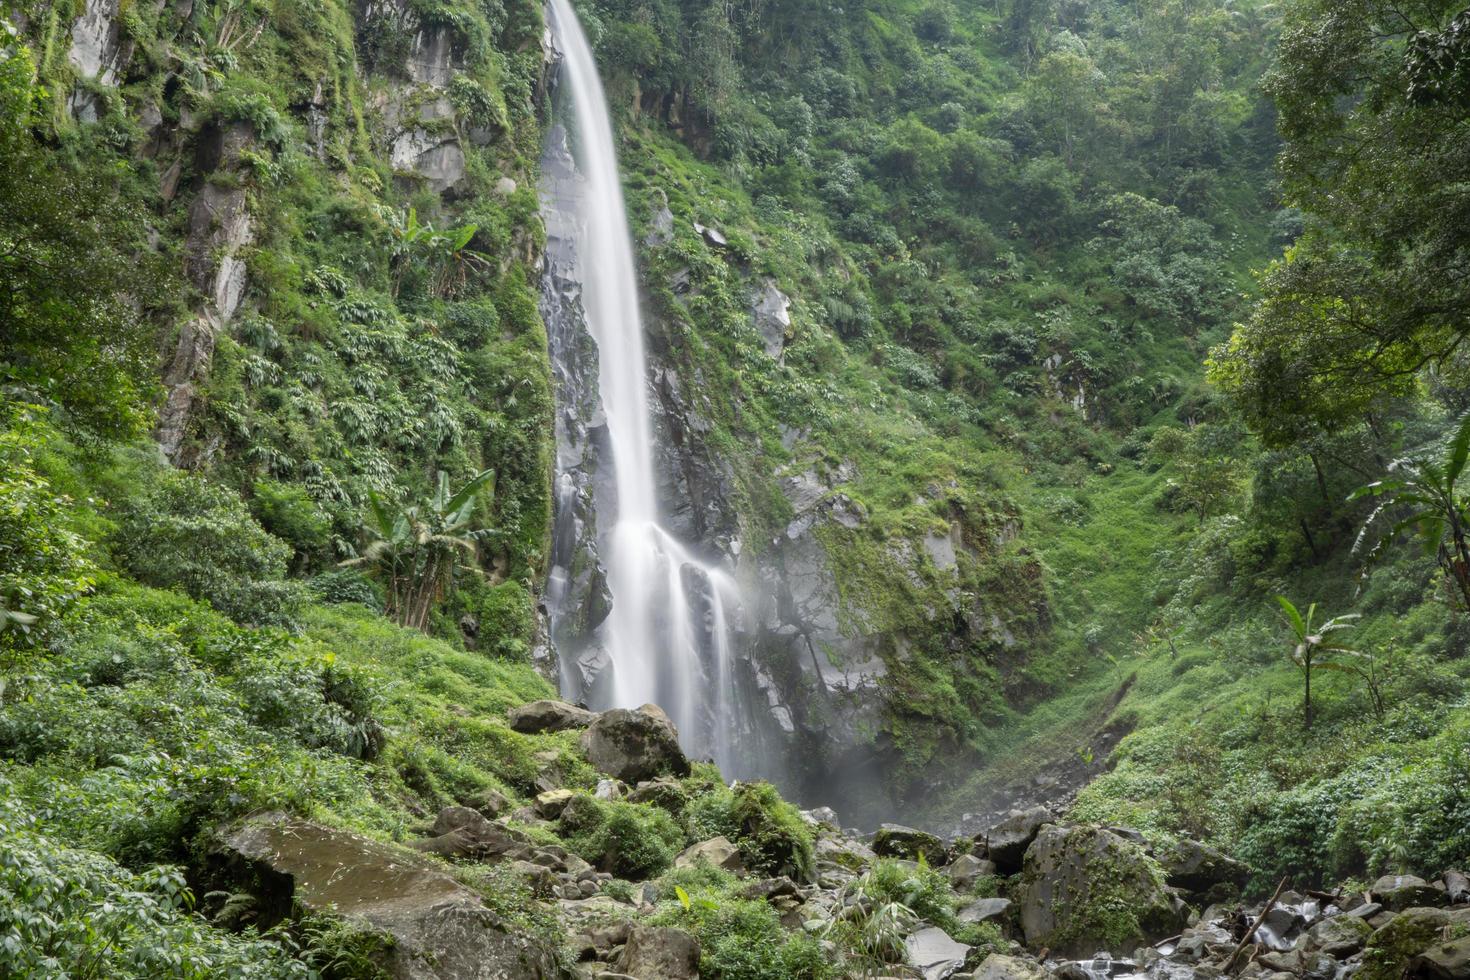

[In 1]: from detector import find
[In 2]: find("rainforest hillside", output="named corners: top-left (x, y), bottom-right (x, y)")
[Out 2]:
top-left (2, 0), bottom-right (1469, 975)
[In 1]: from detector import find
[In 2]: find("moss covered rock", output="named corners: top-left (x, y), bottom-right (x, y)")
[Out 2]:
top-left (1016, 824), bottom-right (1180, 956)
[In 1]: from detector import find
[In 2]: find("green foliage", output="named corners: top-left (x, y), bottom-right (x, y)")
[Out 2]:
top-left (687, 781), bottom-right (814, 879)
top-left (558, 794), bottom-right (685, 878)
top-left (0, 408), bottom-right (94, 657)
top-left (0, 780), bottom-right (308, 978)
top-left (1275, 597), bottom-right (1361, 730)
top-left (113, 470), bottom-right (304, 628)
top-left (344, 469), bottom-right (495, 631)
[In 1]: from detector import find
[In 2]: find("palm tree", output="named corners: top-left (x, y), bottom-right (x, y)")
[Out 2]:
top-left (1275, 597), bottom-right (1360, 730)
top-left (344, 469), bottom-right (495, 630)
top-left (1351, 411), bottom-right (1470, 609)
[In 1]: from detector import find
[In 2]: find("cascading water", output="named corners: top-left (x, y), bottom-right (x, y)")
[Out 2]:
top-left (539, 0), bottom-right (745, 771)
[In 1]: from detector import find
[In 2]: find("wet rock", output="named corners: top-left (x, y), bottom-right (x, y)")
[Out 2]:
top-left (580, 705), bottom-right (690, 782)
top-left (906, 925), bottom-right (971, 980)
top-left (1158, 838), bottom-right (1250, 897)
top-left (619, 925), bottom-right (700, 979)
top-left (217, 813), bottom-right (560, 979)
top-left (969, 953), bottom-right (1047, 980)
top-left (1412, 935), bottom-right (1470, 979)
top-left (979, 807), bottom-right (1051, 875)
top-left (1016, 824), bottom-right (1181, 957)
top-left (958, 897), bottom-right (1012, 925)
top-left (675, 836), bottom-right (744, 873)
top-left (873, 824), bottom-right (947, 864)
top-left (1375, 875), bottom-right (1445, 911)
top-left (509, 699), bottom-right (597, 733)
top-left (948, 853), bottom-right (998, 890)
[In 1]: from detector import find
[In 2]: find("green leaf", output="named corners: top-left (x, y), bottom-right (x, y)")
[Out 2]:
top-left (1275, 596), bottom-right (1305, 639)
top-left (674, 885), bottom-right (691, 911)
top-left (1447, 410), bottom-right (1470, 484)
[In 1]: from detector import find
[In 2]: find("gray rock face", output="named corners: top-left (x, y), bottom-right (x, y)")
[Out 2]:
top-left (1016, 824), bottom-right (1181, 957)
top-left (391, 129), bottom-right (466, 192)
top-left (218, 813), bottom-right (564, 979)
top-left (906, 925), bottom-right (971, 980)
top-left (958, 897), bottom-right (1012, 924)
top-left (580, 706), bottom-right (691, 782)
top-left (645, 189), bottom-right (674, 247)
top-left (980, 807), bottom-right (1052, 875)
top-left (68, 0), bottom-right (130, 85)
top-left (619, 925), bottom-right (700, 979)
top-left (752, 279), bottom-right (791, 358)
top-left (508, 700), bottom-right (597, 733)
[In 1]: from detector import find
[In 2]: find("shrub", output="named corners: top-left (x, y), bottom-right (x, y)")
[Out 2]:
top-left (250, 480), bottom-right (332, 567)
top-left (559, 795), bottom-right (684, 879)
top-left (113, 471), bottom-right (304, 627)
top-left (688, 781), bottom-right (815, 879)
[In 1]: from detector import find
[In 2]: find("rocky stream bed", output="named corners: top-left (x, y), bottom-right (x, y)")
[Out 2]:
top-left (212, 701), bottom-right (1470, 979)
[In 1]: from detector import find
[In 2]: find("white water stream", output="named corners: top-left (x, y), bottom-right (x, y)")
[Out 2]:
top-left (543, 0), bottom-right (743, 769)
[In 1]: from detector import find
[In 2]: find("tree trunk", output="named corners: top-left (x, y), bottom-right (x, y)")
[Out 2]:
top-left (1304, 661), bottom-right (1313, 730)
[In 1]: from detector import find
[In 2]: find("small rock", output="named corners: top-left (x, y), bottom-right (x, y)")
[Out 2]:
top-left (595, 778), bottom-right (625, 801)
top-left (802, 806), bottom-right (840, 827)
top-left (693, 221), bottom-right (728, 248)
top-left (907, 926), bottom-right (971, 980)
top-left (619, 925), bottom-right (700, 980)
top-left (626, 776), bottom-right (687, 812)
top-left (494, 176), bottom-right (517, 195)
top-left (464, 787), bottom-right (510, 818)
top-left (739, 877), bottom-right (801, 902)
top-left (675, 836), bottom-right (744, 874)
top-left (534, 788), bottom-right (576, 818)
top-left (507, 699), bottom-right (596, 734)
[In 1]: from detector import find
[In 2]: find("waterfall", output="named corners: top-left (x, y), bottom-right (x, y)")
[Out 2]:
top-left (540, 0), bottom-right (745, 772)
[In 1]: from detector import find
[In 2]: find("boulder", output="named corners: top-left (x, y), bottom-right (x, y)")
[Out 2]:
top-left (580, 705), bottom-right (691, 783)
top-left (217, 813), bottom-right (561, 979)
top-left (1157, 838), bottom-right (1250, 896)
top-left (1300, 913), bottom-right (1374, 958)
top-left (815, 834), bottom-right (877, 870)
top-left (970, 953), bottom-right (1047, 980)
top-left (906, 925), bottom-right (971, 980)
top-left (1412, 936), bottom-right (1470, 979)
top-left (627, 776), bottom-right (688, 812)
top-left (414, 808), bottom-right (532, 862)
top-left (739, 876), bottom-right (801, 902)
top-left (958, 897), bottom-right (1012, 925)
top-left (534, 789), bottom-right (576, 818)
top-left (1375, 875), bottom-right (1446, 911)
top-left (1446, 870), bottom-right (1470, 905)
top-left (619, 925), bottom-right (700, 979)
top-left (948, 853), bottom-right (998, 890)
top-left (1362, 907), bottom-right (1453, 980)
top-left (675, 836), bottom-right (745, 874)
top-left (981, 807), bottom-right (1051, 874)
top-left (873, 824), bottom-right (947, 864)
top-left (464, 787), bottom-right (510, 818)
top-left (1016, 824), bottom-right (1181, 957)
top-left (508, 699), bottom-right (597, 734)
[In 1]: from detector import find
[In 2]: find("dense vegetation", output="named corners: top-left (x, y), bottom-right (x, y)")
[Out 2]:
top-left (2, 0), bottom-right (1469, 972)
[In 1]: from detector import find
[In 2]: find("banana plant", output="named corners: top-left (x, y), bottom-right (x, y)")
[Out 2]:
top-left (344, 469), bottom-right (495, 630)
top-left (1350, 411), bottom-right (1470, 609)
top-left (1275, 596), bottom-right (1360, 730)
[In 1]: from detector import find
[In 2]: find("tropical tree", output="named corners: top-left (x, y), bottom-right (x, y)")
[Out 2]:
top-left (344, 469), bottom-right (495, 630)
top-left (1275, 597), bottom-right (1360, 730)
top-left (1350, 412), bottom-right (1470, 609)
top-left (386, 207), bottom-right (491, 299)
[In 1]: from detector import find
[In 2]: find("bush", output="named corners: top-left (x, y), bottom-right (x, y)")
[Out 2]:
top-left (250, 480), bottom-right (332, 567)
top-left (0, 779), bottom-right (309, 978)
top-left (559, 795), bottom-right (684, 879)
top-left (114, 471), bottom-right (304, 627)
top-left (688, 782), bottom-right (814, 879)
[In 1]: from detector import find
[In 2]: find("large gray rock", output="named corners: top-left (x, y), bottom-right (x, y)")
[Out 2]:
top-left (580, 705), bottom-right (691, 782)
top-left (619, 925), bottom-right (700, 979)
top-left (1299, 913), bottom-right (1373, 958)
top-left (1374, 874), bottom-right (1445, 911)
top-left (906, 925), bottom-right (971, 980)
top-left (948, 853), bottom-right (998, 890)
top-left (1412, 935), bottom-right (1470, 979)
top-left (1016, 824), bottom-right (1181, 957)
top-left (970, 953), bottom-right (1047, 980)
top-left (873, 824), bottom-right (947, 864)
top-left (980, 807), bottom-right (1052, 874)
top-left (508, 700), bottom-right (597, 734)
top-left (1157, 838), bottom-right (1249, 896)
top-left (412, 807), bottom-right (532, 861)
top-left (958, 897), bottom-right (1013, 925)
top-left (218, 813), bottom-right (564, 979)
top-left (752, 279), bottom-right (791, 358)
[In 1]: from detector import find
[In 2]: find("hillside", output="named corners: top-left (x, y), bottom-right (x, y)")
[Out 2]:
top-left (3, 0), bottom-right (1469, 975)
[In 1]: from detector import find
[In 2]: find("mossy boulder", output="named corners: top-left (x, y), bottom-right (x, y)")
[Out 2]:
top-left (873, 823), bottom-right (947, 865)
top-left (580, 705), bottom-right (691, 783)
top-left (1361, 907), bottom-right (1455, 980)
top-left (1015, 824), bottom-right (1181, 956)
